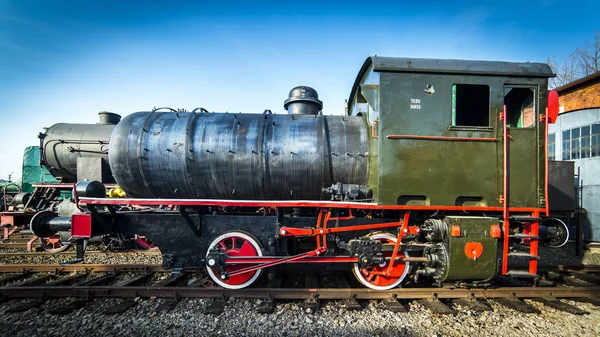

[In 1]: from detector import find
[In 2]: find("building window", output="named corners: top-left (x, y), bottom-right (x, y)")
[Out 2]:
top-left (451, 84), bottom-right (490, 127)
top-left (560, 123), bottom-right (600, 160)
top-left (571, 128), bottom-right (580, 159)
top-left (562, 130), bottom-right (571, 160)
top-left (593, 124), bottom-right (600, 157)
top-left (581, 125), bottom-right (591, 158)
top-left (548, 133), bottom-right (556, 160)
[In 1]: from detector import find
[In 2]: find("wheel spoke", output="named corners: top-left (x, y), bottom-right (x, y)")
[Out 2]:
top-left (39, 236), bottom-right (70, 253)
top-left (238, 240), bottom-right (256, 256)
top-left (230, 237), bottom-right (238, 250)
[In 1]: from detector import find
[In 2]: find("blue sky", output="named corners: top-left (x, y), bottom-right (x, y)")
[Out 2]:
top-left (0, 0), bottom-right (598, 180)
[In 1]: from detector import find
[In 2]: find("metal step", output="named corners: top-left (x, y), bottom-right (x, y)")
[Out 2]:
top-left (508, 252), bottom-right (540, 260)
top-left (509, 234), bottom-right (539, 240)
top-left (510, 216), bottom-right (541, 222)
top-left (507, 270), bottom-right (539, 278)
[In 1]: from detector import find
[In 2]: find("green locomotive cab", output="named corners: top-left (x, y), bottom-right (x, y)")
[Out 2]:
top-left (349, 56), bottom-right (552, 208)
top-left (347, 57), bottom-right (555, 284)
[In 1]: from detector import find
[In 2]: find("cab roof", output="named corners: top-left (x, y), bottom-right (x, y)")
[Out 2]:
top-left (348, 56), bottom-right (554, 108)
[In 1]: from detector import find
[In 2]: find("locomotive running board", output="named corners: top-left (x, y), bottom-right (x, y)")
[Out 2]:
top-left (78, 197), bottom-right (546, 213)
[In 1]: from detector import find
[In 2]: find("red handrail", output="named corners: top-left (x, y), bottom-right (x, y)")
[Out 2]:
top-left (501, 105), bottom-right (509, 275)
top-left (544, 108), bottom-right (550, 216)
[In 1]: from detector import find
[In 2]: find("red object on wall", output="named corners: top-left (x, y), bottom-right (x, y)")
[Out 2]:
top-left (71, 214), bottom-right (92, 238)
top-left (547, 90), bottom-right (559, 123)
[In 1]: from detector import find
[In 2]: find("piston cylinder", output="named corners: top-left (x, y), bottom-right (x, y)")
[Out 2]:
top-left (30, 211), bottom-right (71, 237)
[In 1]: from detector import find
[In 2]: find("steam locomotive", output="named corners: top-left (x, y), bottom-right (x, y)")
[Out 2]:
top-left (1, 113), bottom-right (155, 252)
top-left (30, 56), bottom-right (568, 290)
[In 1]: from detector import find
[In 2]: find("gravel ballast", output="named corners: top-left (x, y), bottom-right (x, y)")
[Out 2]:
top-left (0, 240), bottom-right (163, 266)
top-left (0, 297), bottom-right (598, 337)
top-left (0, 237), bottom-right (599, 336)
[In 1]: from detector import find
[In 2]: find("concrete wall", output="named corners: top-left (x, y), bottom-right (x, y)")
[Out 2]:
top-left (549, 108), bottom-right (600, 241)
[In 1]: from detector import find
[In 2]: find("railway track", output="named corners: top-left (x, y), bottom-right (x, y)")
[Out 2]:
top-left (0, 250), bottom-right (160, 258)
top-left (0, 264), bottom-right (598, 315)
top-left (0, 242), bottom-right (33, 249)
top-left (1, 238), bottom-right (34, 244)
top-left (2, 284), bottom-right (598, 301)
top-left (0, 263), bottom-right (166, 272)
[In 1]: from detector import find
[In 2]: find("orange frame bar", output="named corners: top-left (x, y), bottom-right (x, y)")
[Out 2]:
top-left (386, 135), bottom-right (496, 142)
top-left (279, 220), bottom-right (409, 237)
top-left (79, 197), bottom-right (546, 213)
top-left (386, 212), bottom-right (410, 276)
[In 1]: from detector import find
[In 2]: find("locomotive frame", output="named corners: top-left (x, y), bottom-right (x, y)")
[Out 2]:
top-left (30, 56), bottom-right (567, 290)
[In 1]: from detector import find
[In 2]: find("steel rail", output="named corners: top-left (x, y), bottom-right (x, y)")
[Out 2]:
top-left (0, 285), bottom-right (599, 300)
top-left (0, 250), bottom-right (161, 258)
top-left (538, 265), bottom-right (600, 273)
top-left (0, 264), bottom-right (166, 273)
top-left (0, 243), bottom-right (32, 249)
top-left (0, 238), bottom-right (35, 243)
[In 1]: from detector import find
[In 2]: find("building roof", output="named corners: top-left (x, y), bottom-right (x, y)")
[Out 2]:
top-left (555, 71), bottom-right (600, 93)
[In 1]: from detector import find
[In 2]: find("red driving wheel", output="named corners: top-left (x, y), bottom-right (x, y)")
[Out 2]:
top-left (206, 231), bottom-right (263, 289)
top-left (352, 233), bottom-right (410, 290)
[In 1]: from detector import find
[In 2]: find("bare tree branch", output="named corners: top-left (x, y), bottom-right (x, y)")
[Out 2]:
top-left (547, 30), bottom-right (600, 88)
top-left (572, 30), bottom-right (600, 77)
top-left (547, 55), bottom-right (579, 89)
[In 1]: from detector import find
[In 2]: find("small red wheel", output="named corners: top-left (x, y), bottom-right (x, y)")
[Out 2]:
top-left (39, 235), bottom-right (71, 253)
top-left (134, 235), bottom-right (158, 250)
top-left (206, 231), bottom-right (263, 289)
top-left (352, 233), bottom-right (410, 290)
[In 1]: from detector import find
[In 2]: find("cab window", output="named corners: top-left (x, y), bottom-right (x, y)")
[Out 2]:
top-left (504, 87), bottom-right (535, 128)
top-left (451, 84), bottom-right (490, 127)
